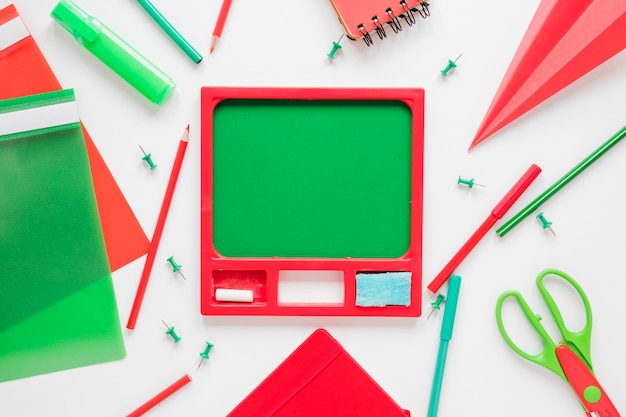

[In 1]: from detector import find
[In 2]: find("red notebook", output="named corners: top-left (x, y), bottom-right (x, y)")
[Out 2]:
top-left (328, 0), bottom-right (432, 46)
top-left (0, 3), bottom-right (148, 272)
top-left (227, 329), bottom-right (411, 417)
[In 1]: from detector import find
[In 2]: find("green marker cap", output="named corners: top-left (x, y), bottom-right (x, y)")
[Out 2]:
top-left (441, 275), bottom-right (461, 341)
top-left (51, 0), bottom-right (176, 105)
top-left (50, 0), bottom-right (98, 43)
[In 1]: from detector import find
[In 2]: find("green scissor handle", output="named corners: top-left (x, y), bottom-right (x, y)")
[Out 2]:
top-left (535, 268), bottom-right (593, 369)
top-left (495, 268), bottom-right (593, 380)
top-left (496, 290), bottom-right (564, 379)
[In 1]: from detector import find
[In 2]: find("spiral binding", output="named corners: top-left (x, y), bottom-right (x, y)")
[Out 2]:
top-left (357, 0), bottom-right (430, 46)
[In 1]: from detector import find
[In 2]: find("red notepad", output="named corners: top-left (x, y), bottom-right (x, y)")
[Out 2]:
top-left (227, 329), bottom-right (411, 417)
top-left (328, 0), bottom-right (431, 45)
top-left (0, 3), bottom-right (148, 272)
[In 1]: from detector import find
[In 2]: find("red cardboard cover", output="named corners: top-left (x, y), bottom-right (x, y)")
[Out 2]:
top-left (0, 4), bottom-right (149, 271)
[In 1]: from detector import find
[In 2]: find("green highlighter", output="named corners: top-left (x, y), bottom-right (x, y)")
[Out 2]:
top-left (51, 0), bottom-right (175, 105)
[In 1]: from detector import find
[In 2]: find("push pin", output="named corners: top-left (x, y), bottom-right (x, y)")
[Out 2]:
top-left (327, 34), bottom-right (344, 59)
top-left (161, 320), bottom-right (181, 343)
top-left (457, 176), bottom-right (485, 189)
top-left (198, 341), bottom-right (214, 369)
top-left (441, 53), bottom-right (463, 77)
top-left (139, 145), bottom-right (157, 169)
top-left (167, 256), bottom-right (186, 280)
top-left (426, 293), bottom-right (446, 320)
top-left (536, 212), bottom-right (556, 236)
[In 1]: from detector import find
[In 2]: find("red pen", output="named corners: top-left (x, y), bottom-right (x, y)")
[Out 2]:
top-left (126, 374), bottom-right (192, 417)
top-left (427, 164), bottom-right (541, 294)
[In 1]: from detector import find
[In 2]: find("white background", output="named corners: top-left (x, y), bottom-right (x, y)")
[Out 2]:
top-left (1, 0), bottom-right (625, 416)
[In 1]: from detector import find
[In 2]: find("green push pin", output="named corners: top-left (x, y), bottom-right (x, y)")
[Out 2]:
top-left (536, 212), bottom-right (556, 237)
top-left (327, 34), bottom-right (344, 59)
top-left (457, 176), bottom-right (485, 189)
top-left (167, 256), bottom-right (186, 280)
top-left (161, 320), bottom-right (181, 343)
top-left (198, 341), bottom-right (214, 369)
top-left (441, 53), bottom-right (463, 77)
top-left (426, 293), bottom-right (446, 320)
top-left (139, 145), bottom-right (157, 169)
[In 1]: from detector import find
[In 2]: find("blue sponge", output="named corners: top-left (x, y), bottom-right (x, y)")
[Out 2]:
top-left (355, 272), bottom-right (411, 307)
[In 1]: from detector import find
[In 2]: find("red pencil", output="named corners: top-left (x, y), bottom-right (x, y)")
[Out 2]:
top-left (427, 163), bottom-right (542, 294)
top-left (126, 374), bottom-right (192, 417)
top-left (127, 125), bottom-right (190, 330)
top-left (210, 0), bottom-right (233, 53)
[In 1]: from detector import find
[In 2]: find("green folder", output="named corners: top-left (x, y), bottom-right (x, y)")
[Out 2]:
top-left (0, 89), bottom-right (125, 382)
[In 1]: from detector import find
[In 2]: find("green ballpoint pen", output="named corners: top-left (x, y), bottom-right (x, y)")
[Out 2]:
top-left (135, 0), bottom-right (203, 64)
top-left (428, 274), bottom-right (462, 417)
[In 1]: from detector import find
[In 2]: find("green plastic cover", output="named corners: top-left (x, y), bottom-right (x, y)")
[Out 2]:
top-left (0, 89), bottom-right (125, 382)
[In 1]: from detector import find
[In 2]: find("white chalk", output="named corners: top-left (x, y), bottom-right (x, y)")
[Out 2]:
top-left (215, 288), bottom-right (254, 303)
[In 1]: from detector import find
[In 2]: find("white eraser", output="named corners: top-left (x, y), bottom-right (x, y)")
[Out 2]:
top-left (215, 288), bottom-right (254, 303)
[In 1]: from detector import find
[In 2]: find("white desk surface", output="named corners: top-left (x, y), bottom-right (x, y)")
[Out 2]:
top-left (2, 0), bottom-right (625, 416)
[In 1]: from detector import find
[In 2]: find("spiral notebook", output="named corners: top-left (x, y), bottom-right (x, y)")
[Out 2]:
top-left (328, 0), bottom-right (432, 46)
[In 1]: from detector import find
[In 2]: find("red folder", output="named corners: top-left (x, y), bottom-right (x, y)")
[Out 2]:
top-left (227, 329), bottom-right (411, 417)
top-left (0, 3), bottom-right (148, 272)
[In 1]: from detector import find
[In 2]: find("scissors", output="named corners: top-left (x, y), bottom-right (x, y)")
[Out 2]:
top-left (495, 268), bottom-right (620, 417)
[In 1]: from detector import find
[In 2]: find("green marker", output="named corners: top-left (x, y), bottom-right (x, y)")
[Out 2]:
top-left (51, 0), bottom-right (176, 105)
top-left (497, 125), bottom-right (626, 237)
top-left (135, 0), bottom-right (203, 64)
top-left (428, 274), bottom-right (461, 417)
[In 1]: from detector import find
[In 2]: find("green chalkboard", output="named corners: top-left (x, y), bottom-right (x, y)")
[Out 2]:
top-left (212, 99), bottom-right (413, 259)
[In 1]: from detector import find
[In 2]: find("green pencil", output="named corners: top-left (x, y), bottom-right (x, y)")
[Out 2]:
top-left (497, 125), bottom-right (626, 237)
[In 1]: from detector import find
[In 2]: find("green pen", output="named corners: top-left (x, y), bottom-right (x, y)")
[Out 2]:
top-left (51, 0), bottom-right (175, 105)
top-left (428, 274), bottom-right (462, 417)
top-left (135, 0), bottom-right (203, 64)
